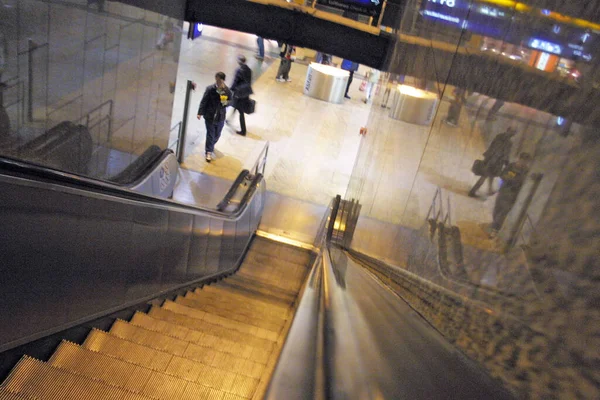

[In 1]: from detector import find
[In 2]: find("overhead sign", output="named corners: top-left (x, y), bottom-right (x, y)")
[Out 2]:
top-left (317, 0), bottom-right (383, 17)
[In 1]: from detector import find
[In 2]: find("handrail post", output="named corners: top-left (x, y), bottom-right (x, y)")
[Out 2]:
top-left (177, 80), bottom-right (194, 163)
top-left (326, 195), bottom-right (341, 243)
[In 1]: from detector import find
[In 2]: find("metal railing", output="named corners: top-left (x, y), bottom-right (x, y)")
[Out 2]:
top-left (250, 141), bottom-right (269, 178)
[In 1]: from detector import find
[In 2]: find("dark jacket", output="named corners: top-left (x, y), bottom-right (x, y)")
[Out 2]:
top-left (483, 132), bottom-right (513, 176)
top-left (498, 162), bottom-right (529, 200)
top-left (230, 64), bottom-right (252, 98)
top-left (197, 84), bottom-right (232, 123)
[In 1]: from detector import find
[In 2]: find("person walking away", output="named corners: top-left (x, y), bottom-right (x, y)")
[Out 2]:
top-left (228, 55), bottom-right (253, 136)
top-left (341, 59), bottom-right (359, 100)
top-left (197, 72), bottom-right (231, 162)
top-left (256, 36), bottom-right (265, 60)
top-left (276, 43), bottom-right (295, 82)
top-left (363, 68), bottom-right (380, 104)
top-left (487, 98), bottom-right (505, 121)
top-left (489, 152), bottom-right (532, 237)
top-left (445, 87), bottom-right (466, 126)
top-left (468, 127), bottom-right (516, 197)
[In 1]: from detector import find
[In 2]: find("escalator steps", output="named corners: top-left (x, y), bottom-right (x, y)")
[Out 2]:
top-left (146, 307), bottom-right (275, 350)
top-left (0, 238), bottom-right (312, 400)
top-left (2, 356), bottom-right (151, 400)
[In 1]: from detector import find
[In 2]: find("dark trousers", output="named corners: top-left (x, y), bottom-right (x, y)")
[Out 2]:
top-left (344, 70), bottom-right (354, 96)
top-left (205, 119), bottom-right (225, 153)
top-left (277, 59), bottom-right (291, 80)
top-left (469, 175), bottom-right (495, 196)
top-left (491, 192), bottom-right (516, 231)
top-left (230, 108), bottom-right (246, 134)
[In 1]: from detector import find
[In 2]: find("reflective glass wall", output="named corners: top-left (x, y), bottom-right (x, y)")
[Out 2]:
top-left (344, 0), bottom-right (599, 398)
top-left (0, 0), bottom-right (182, 179)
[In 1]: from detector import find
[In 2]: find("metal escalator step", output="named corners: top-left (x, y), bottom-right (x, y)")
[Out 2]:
top-left (196, 286), bottom-right (291, 311)
top-left (161, 300), bottom-right (279, 342)
top-left (49, 340), bottom-right (153, 392)
top-left (110, 319), bottom-right (189, 356)
top-left (83, 329), bottom-right (264, 380)
top-left (181, 293), bottom-right (287, 326)
top-left (174, 296), bottom-right (283, 335)
top-left (146, 307), bottom-right (275, 350)
top-left (184, 291), bottom-right (289, 320)
top-left (190, 288), bottom-right (290, 318)
top-left (2, 356), bottom-right (151, 400)
top-left (130, 313), bottom-right (273, 365)
top-left (0, 388), bottom-right (34, 400)
top-left (223, 273), bottom-right (300, 300)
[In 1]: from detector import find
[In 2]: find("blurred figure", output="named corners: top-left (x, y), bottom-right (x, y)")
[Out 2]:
top-left (87, 0), bottom-right (105, 12)
top-left (444, 87), bottom-right (466, 127)
top-left (256, 36), bottom-right (265, 60)
top-left (469, 128), bottom-right (516, 197)
top-left (228, 55), bottom-right (253, 136)
top-left (197, 72), bottom-right (231, 162)
top-left (363, 68), bottom-right (380, 104)
top-left (341, 59), bottom-right (359, 100)
top-left (276, 43), bottom-right (295, 83)
top-left (487, 98), bottom-right (505, 121)
top-left (489, 152), bottom-right (532, 237)
top-left (156, 19), bottom-right (175, 50)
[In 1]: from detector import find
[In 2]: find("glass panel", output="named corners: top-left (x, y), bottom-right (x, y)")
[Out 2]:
top-left (343, 0), bottom-right (598, 398)
top-left (0, 0), bottom-right (182, 181)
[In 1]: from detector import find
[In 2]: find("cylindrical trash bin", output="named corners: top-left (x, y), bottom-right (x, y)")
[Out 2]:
top-left (304, 63), bottom-right (349, 104)
top-left (390, 85), bottom-right (438, 125)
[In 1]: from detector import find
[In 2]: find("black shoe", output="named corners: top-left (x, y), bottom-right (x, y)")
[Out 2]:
top-left (344, 95), bottom-right (351, 99)
top-left (468, 191), bottom-right (477, 198)
top-left (236, 130), bottom-right (246, 136)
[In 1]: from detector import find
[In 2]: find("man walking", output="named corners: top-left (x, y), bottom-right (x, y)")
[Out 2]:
top-left (341, 59), bottom-right (359, 100)
top-left (229, 55), bottom-right (253, 136)
top-left (197, 72), bottom-right (231, 162)
top-left (469, 128), bottom-right (516, 197)
top-left (489, 152), bottom-right (532, 237)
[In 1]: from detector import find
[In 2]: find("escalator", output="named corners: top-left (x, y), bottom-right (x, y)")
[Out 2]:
top-left (0, 236), bottom-right (312, 400)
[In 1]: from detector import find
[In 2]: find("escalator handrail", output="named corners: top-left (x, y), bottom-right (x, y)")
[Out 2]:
top-left (216, 169), bottom-right (250, 211)
top-left (108, 146), bottom-right (168, 187)
top-left (0, 155), bottom-right (263, 221)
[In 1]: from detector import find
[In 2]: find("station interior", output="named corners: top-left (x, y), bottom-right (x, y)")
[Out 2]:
top-left (0, 0), bottom-right (598, 399)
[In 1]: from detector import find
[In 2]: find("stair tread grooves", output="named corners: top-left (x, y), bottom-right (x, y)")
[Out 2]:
top-left (83, 329), bottom-right (265, 380)
top-left (0, 388), bottom-right (35, 400)
top-left (130, 313), bottom-right (273, 364)
top-left (110, 319), bottom-right (190, 356)
top-left (146, 308), bottom-right (275, 350)
top-left (213, 282), bottom-right (297, 308)
top-left (161, 301), bottom-right (279, 342)
top-left (197, 286), bottom-right (291, 310)
top-left (173, 297), bottom-right (283, 334)
top-left (175, 296), bottom-right (286, 329)
top-left (181, 293), bottom-right (288, 323)
top-left (185, 291), bottom-right (290, 319)
top-left (52, 339), bottom-right (262, 397)
top-left (222, 274), bottom-right (302, 298)
top-left (3, 356), bottom-right (152, 400)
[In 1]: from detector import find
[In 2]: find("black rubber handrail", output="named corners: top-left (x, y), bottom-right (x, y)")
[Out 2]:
top-left (216, 169), bottom-right (250, 211)
top-left (0, 155), bottom-right (262, 221)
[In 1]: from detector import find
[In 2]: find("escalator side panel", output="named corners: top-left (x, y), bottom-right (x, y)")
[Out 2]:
top-left (220, 220), bottom-right (238, 270)
top-left (0, 172), bottom-right (263, 353)
top-left (187, 215), bottom-right (209, 275)
top-left (162, 211), bottom-right (193, 283)
top-left (207, 219), bottom-right (224, 274)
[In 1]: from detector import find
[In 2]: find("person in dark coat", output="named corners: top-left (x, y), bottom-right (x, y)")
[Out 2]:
top-left (197, 72), bottom-right (232, 162)
top-left (228, 55), bottom-right (253, 136)
top-left (489, 152), bottom-right (532, 237)
top-left (469, 128), bottom-right (516, 197)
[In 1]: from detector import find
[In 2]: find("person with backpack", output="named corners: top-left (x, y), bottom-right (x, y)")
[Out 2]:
top-left (197, 72), bottom-right (232, 163)
top-left (276, 43), bottom-right (295, 82)
top-left (468, 128), bottom-right (516, 197)
top-left (228, 55), bottom-right (253, 136)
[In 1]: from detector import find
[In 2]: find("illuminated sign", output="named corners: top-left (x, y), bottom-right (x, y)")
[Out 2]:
top-left (316, 0), bottom-right (384, 16)
top-left (187, 23), bottom-right (203, 40)
top-left (528, 38), bottom-right (562, 55)
top-left (427, 0), bottom-right (456, 8)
